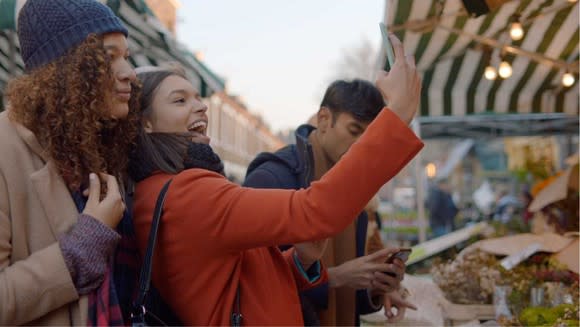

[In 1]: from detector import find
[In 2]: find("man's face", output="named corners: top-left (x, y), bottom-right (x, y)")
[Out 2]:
top-left (317, 109), bottom-right (370, 166)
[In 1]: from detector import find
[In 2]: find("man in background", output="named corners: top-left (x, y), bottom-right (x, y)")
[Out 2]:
top-left (244, 79), bottom-right (416, 325)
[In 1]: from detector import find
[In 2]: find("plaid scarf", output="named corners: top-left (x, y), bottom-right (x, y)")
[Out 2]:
top-left (87, 267), bottom-right (123, 326)
top-left (72, 191), bottom-right (140, 326)
top-left (87, 209), bottom-right (140, 326)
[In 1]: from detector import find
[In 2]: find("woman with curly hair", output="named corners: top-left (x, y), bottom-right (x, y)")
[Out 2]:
top-left (128, 32), bottom-right (422, 325)
top-left (0, 0), bottom-right (138, 325)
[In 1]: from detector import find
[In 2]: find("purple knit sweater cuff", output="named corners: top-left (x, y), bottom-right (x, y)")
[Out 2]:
top-left (59, 214), bottom-right (121, 295)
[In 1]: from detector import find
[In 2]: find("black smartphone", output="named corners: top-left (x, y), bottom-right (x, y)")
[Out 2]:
top-left (385, 248), bottom-right (412, 264)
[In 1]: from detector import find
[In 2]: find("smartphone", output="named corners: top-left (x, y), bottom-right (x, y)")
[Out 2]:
top-left (385, 248), bottom-right (412, 264)
top-left (379, 22), bottom-right (395, 72)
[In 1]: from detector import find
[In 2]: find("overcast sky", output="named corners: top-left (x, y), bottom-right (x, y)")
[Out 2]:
top-left (177, 0), bottom-right (385, 132)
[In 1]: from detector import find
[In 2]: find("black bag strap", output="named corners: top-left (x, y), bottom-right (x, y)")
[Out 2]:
top-left (131, 178), bottom-right (173, 325)
top-left (231, 287), bottom-right (242, 327)
top-left (131, 177), bottom-right (242, 326)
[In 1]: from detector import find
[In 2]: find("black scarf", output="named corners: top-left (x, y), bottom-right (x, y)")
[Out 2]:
top-left (183, 142), bottom-right (225, 176)
top-left (129, 141), bottom-right (224, 182)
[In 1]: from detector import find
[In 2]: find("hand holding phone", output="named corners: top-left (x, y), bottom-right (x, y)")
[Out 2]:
top-left (385, 248), bottom-right (412, 264)
top-left (378, 248), bottom-right (410, 286)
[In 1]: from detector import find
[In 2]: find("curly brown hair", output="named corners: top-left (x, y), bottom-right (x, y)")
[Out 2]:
top-left (6, 34), bottom-right (141, 190)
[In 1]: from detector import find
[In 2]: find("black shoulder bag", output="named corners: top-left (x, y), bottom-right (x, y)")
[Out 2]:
top-left (131, 178), bottom-right (242, 326)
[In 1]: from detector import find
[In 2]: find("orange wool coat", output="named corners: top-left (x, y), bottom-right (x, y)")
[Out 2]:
top-left (132, 109), bottom-right (423, 325)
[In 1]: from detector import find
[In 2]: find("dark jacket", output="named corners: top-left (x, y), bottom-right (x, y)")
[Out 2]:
top-left (244, 124), bottom-right (380, 326)
top-left (427, 186), bottom-right (458, 230)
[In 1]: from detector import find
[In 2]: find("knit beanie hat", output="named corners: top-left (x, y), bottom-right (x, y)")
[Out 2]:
top-left (17, 0), bottom-right (128, 71)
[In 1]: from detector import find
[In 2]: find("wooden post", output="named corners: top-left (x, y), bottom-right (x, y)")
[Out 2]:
top-left (412, 118), bottom-right (427, 243)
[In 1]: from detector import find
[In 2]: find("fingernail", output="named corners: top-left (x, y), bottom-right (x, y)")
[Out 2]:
top-left (90, 173), bottom-right (96, 180)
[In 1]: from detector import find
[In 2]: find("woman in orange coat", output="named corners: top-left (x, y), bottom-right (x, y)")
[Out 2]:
top-left (129, 35), bottom-right (422, 325)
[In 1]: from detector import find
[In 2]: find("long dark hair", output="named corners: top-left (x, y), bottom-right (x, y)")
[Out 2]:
top-left (128, 65), bottom-right (191, 182)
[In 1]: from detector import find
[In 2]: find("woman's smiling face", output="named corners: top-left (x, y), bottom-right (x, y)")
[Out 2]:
top-left (144, 74), bottom-right (210, 144)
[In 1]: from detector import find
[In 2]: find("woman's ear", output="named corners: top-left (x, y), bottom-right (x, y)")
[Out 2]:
top-left (317, 107), bottom-right (331, 134)
top-left (143, 119), bottom-right (154, 133)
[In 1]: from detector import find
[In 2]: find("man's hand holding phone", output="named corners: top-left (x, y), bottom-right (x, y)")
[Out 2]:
top-left (385, 248), bottom-right (412, 264)
top-left (368, 248), bottom-right (410, 294)
top-left (328, 247), bottom-right (400, 291)
top-left (375, 248), bottom-right (411, 288)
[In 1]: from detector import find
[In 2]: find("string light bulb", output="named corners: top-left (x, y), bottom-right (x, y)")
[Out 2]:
top-left (509, 21), bottom-right (524, 41)
top-left (562, 72), bottom-right (575, 87)
top-left (498, 61), bottom-right (512, 79)
top-left (509, 14), bottom-right (525, 41)
top-left (484, 66), bottom-right (497, 80)
top-left (510, 22), bottom-right (524, 41)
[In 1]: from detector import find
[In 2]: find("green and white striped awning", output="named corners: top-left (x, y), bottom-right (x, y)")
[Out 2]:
top-left (384, 0), bottom-right (579, 137)
top-left (0, 0), bottom-right (224, 100)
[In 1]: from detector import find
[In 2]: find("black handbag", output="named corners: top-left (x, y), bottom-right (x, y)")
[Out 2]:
top-left (130, 178), bottom-right (242, 326)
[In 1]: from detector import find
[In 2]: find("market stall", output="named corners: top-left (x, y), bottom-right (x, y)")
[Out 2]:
top-left (363, 233), bottom-right (579, 326)
top-left (380, 0), bottom-right (579, 244)
top-left (366, 158), bottom-right (579, 325)
top-left (382, 0), bottom-right (578, 126)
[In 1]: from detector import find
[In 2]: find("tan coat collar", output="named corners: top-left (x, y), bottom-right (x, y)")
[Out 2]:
top-left (11, 116), bottom-right (51, 163)
top-left (9, 114), bottom-right (78, 236)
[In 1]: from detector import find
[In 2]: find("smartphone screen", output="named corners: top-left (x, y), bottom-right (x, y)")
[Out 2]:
top-left (379, 22), bottom-right (395, 71)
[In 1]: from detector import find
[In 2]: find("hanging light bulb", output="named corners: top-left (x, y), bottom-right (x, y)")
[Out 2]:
top-left (562, 72), bottom-right (575, 87)
top-left (509, 21), bottom-right (524, 41)
top-left (509, 14), bottom-right (524, 41)
top-left (484, 66), bottom-right (497, 80)
top-left (498, 61), bottom-right (512, 79)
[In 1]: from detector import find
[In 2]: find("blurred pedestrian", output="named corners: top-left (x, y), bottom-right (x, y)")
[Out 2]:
top-left (427, 179), bottom-right (458, 238)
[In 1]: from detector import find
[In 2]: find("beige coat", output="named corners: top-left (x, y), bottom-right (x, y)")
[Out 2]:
top-left (0, 111), bottom-right (87, 325)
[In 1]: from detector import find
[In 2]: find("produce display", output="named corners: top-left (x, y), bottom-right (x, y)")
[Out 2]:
top-left (431, 250), bottom-right (500, 305)
top-left (431, 250), bottom-right (579, 326)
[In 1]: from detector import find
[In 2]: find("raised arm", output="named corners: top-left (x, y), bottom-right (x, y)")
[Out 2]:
top-left (138, 108), bottom-right (422, 254)
top-left (135, 33), bottom-right (422, 254)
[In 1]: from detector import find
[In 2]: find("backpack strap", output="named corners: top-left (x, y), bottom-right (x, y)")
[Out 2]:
top-left (131, 178), bottom-right (173, 325)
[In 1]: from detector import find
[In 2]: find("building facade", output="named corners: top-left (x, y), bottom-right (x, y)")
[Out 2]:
top-left (144, 0), bottom-right (180, 36)
top-left (206, 92), bottom-right (286, 182)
